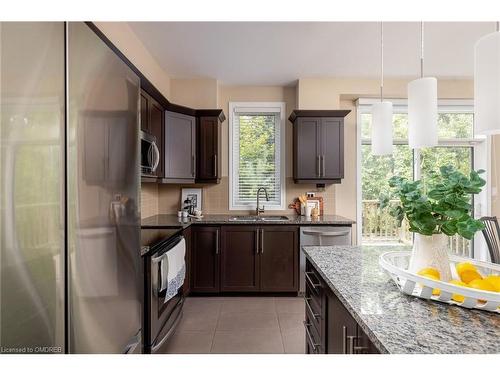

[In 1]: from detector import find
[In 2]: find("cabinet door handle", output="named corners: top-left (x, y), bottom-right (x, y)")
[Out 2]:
top-left (353, 344), bottom-right (368, 354)
top-left (342, 326), bottom-right (348, 354)
top-left (260, 229), bottom-right (264, 254)
top-left (215, 229), bottom-right (219, 255)
top-left (303, 321), bottom-right (320, 352)
top-left (316, 155), bottom-right (320, 177)
top-left (321, 155), bottom-right (325, 177)
top-left (305, 297), bottom-right (320, 320)
top-left (342, 326), bottom-right (357, 354)
top-left (213, 154), bottom-right (217, 177)
top-left (191, 155), bottom-right (195, 177)
top-left (305, 271), bottom-right (321, 291)
top-left (255, 229), bottom-right (259, 254)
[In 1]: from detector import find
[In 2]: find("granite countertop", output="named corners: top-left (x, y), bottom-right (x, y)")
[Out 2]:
top-left (302, 245), bottom-right (500, 354)
top-left (141, 213), bottom-right (355, 229)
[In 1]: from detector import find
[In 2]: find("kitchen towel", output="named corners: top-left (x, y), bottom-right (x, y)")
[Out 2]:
top-left (164, 264), bottom-right (186, 303)
top-left (160, 238), bottom-right (186, 301)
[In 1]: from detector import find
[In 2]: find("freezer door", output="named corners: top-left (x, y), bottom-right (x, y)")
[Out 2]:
top-left (0, 22), bottom-right (66, 353)
top-left (67, 22), bottom-right (142, 353)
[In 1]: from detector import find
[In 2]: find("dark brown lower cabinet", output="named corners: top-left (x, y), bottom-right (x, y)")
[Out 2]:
top-left (220, 225), bottom-right (298, 292)
top-left (191, 226), bottom-right (220, 293)
top-left (326, 289), bottom-right (357, 354)
top-left (305, 259), bottom-right (380, 354)
top-left (260, 226), bottom-right (298, 292)
top-left (220, 226), bottom-right (260, 292)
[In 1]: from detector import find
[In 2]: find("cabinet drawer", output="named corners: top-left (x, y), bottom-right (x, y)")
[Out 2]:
top-left (305, 263), bottom-right (323, 306)
top-left (304, 294), bottom-right (322, 333)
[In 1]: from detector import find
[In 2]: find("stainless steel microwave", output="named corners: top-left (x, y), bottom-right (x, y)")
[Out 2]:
top-left (141, 131), bottom-right (160, 176)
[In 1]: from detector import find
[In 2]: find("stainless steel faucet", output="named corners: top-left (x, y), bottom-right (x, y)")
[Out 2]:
top-left (256, 187), bottom-right (269, 216)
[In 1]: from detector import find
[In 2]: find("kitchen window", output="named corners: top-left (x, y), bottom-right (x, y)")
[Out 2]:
top-left (356, 99), bottom-right (488, 258)
top-left (229, 102), bottom-right (286, 210)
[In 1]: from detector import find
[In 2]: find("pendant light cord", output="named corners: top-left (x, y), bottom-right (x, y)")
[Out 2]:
top-left (420, 21), bottom-right (424, 78)
top-left (380, 22), bottom-right (384, 102)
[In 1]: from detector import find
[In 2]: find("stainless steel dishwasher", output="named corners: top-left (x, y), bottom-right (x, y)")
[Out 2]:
top-left (299, 226), bottom-right (352, 294)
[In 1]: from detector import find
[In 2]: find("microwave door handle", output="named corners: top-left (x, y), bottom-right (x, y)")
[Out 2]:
top-left (147, 143), bottom-right (153, 170)
top-left (152, 141), bottom-right (160, 172)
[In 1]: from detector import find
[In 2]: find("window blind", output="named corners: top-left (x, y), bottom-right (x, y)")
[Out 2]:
top-left (230, 105), bottom-right (284, 209)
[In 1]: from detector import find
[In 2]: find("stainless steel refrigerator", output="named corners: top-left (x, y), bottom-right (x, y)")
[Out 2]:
top-left (0, 22), bottom-right (142, 354)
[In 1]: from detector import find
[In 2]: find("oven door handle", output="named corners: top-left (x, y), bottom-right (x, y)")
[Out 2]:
top-left (151, 251), bottom-right (169, 264)
top-left (151, 237), bottom-right (183, 263)
top-left (151, 297), bottom-right (184, 353)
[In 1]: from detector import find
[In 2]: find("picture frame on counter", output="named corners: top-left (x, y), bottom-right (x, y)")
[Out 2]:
top-left (181, 188), bottom-right (202, 211)
top-left (307, 197), bottom-right (324, 215)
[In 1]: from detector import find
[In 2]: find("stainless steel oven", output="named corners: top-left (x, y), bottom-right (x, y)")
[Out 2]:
top-left (142, 231), bottom-right (185, 354)
top-left (141, 130), bottom-right (160, 177)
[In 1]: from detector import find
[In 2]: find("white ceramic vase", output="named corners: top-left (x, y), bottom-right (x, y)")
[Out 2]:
top-left (408, 233), bottom-right (452, 281)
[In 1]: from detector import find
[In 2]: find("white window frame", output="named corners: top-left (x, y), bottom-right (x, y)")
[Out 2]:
top-left (355, 98), bottom-right (490, 259)
top-left (228, 101), bottom-right (286, 211)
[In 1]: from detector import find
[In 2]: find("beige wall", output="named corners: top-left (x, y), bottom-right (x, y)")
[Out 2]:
top-left (94, 22), bottom-right (171, 99)
top-left (170, 78), bottom-right (218, 108)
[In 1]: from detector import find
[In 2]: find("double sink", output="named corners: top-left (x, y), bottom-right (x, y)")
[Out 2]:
top-left (228, 215), bottom-right (290, 222)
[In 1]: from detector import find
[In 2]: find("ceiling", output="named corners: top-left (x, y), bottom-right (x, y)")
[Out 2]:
top-left (129, 22), bottom-right (494, 86)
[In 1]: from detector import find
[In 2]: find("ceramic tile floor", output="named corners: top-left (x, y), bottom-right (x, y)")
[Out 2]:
top-left (162, 296), bottom-right (306, 354)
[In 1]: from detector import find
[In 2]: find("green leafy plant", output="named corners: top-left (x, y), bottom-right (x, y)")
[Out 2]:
top-left (379, 165), bottom-right (486, 240)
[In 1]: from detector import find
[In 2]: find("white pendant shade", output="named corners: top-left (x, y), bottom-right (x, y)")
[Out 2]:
top-left (408, 77), bottom-right (438, 149)
top-left (371, 101), bottom-right (393, 155)
top-left (474, 31), bottom-right (500, 135)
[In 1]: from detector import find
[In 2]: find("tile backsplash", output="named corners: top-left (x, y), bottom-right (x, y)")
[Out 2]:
top-left (140, 183), bottom-right (159, 218)
top-left (142, 177), bottom-right (336, 217)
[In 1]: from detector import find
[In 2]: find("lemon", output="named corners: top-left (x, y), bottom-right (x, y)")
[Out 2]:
top-left (456, 262), bottom-right (478, 275)
top-left (468, 278), bottom-right (496, 292)
top-left (417, 267), bottom-right (440, 279)
top-left (459, 269), bottom-right (482, 284)
top-left (420, 273), bottom-right (441, 296)
top-left (448, 279), bottom-right (468, 303)
top-left (483, 275), bottom-right (500, 292)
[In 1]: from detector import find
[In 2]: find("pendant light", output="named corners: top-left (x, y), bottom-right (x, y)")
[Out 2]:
top-left (408, 22), bottom-right (438, 149)
top-left (475, 22), bottom-right (500, 135)
top-left (371, 22), bottom-right (394, 156)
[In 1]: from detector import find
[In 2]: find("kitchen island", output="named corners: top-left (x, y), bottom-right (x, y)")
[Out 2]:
top-left (302, 245), bottom-right (500, 354)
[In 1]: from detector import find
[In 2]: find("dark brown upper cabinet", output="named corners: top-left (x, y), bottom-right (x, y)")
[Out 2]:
top-left (196, 110), bottom-right (225, 183)
top-left (140, 89), bottom-right (164, 178)
top-left (163, 111), bottom-right (196, 183)
top-left (289, 110), bottom-right (350, 184)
